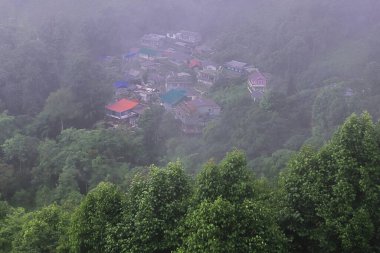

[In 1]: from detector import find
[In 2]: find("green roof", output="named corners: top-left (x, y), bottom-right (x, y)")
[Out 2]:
top-left (139, 48), bottom-right (158, 56)
top-left (160, 89), bottom-right (187, 106)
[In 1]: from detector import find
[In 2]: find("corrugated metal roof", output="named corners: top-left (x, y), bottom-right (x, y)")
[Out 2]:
top-left (160, 89), bottom-right (187, 106)
top-left (106, 99), bottom-right (139, 113)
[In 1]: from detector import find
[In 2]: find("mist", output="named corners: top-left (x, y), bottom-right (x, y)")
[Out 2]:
top-left (0, 0), bottom-right (380, 252)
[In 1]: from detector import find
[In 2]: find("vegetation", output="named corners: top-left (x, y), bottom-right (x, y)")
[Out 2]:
top-left (1, 114), bottom-right (379, 252)
top-left (0, 0), bottom-right (380, 252)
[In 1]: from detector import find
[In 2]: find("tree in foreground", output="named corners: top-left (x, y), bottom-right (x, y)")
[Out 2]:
top-left (194, 149), bottom-right (255, 203)
top-left (69, 182), bottom-right (125, 253)
top-left (280, 112), bottom-right (380, 252)
top-left (106, 162), bottom-right (191, 253)
top-left (178, 197), bottom-right (286, 253)
top-left (12, 204), bottom-right (69, 253)
top-left (178, 150), bottom-right (286, 253)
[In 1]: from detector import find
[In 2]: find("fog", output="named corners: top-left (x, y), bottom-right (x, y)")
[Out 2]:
top-left (0, 0), bottom-right (380, 162)
top-left (0, 0), bottom-right (380, 252)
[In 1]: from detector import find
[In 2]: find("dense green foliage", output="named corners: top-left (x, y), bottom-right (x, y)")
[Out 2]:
top-left (106, 162), bottom-right (191, 253)
top-left (1, 0), bottom-right (380, 252)
top-left (70, 182), bottom-right (125, 252)
top-left (179, 151), bottom-right (286, 253)
top-left (1, 114), bottom-right (379, 252)
top-left (280, 113), bottom-right (380, 252)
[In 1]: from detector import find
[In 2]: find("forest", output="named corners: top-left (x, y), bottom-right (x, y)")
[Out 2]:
top-left (0, 0), bottom-right (380, 252)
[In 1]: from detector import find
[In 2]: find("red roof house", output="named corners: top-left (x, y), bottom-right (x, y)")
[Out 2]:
top-left (188, 59), bottom-right (202, 69)
top-left (106, 99), bottom-right (139, 120)
top-left (106, 99), bottom-right (138, 113)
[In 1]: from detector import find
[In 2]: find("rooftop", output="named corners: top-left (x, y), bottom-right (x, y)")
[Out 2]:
top-left (200, 68), bottom-right (217, 75)
top-left (189, 59), bottom-right (202, 69)
top-left (132, 104), bottom-right (148, 115)
top-left (106, 99), bottom-right (139, 113)
top-left (113, 81), bottom-right (129, 89)
top-left (248, 69), bottom-right (266, 84)
top-left (179, 98), bottom-right (220, 114)
top-left (178, 72), bottom-right (191, 77)
top-left (167, 51), bottom-right (192, 62)
top-left (175, 41), bottom-right (188, 47)
top-left (139, 48), bottom-right (159, 56)
top-left (160, 89), bottom-right (187, 106)
top-left (128, 69), bottom-right (141, 77)
top-left (225, 60), bottom-right (247, 69)
top-left (190, 98), bottom-right (220, 108)
top-left (141, 33), bottom-right (166, 41)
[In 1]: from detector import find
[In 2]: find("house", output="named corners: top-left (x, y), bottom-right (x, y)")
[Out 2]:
top-left (202, 60), bottom-right (218, 70)
top-left (197, 62), bottom-right (218, 86)
top-left (105, 99), bottom-right (148, 127)
top-left (194, 45), bottom-right (214, 58)
top-left (188, 59), bottom-right (203, 70)
top-left (176, 30), bottom-right (202, 45)
top-left (140, 34), bottom-right (166, 49)
top-left (182, 87), bottom-right (201, 100)
top-left (113, 81), bottom-right (137, 99)
top-left (247, 69), bottom-right (267, 101)
top-left (172, 41), bottom-right (192, 54)
top-left (197, 69), bottom-right (217, 87)
top-left (123, 48), bottom-right (140, 62)
top-left (113, 81), bottom-right (129, 89)
top-left (130, 104), bottom-right (148, 126)
top-left (166, 32), bottom-right (177, 40)
top-left (135, 86), bottom-right (158, 102)
top-left (125, 69), bottom-right (142, 84)
top-left (163, 50), bottom-right (192, 67)
top-left (106, 98), bottom-right (139, 122)
top-left (244, 65), bottom-right (258, 73)
top-left (139, 48), bottom-right (159, 60)
top-left (146, 72), bottom-right (163, 86)
top-left (166, 31), bottom-right (201, 44)
top-left (223, 61), bottom-right (248, 74)
top-left (175, 98), bottom-right (221, 134)
top-left (165, 72), bottom-right (194, 91)
top-left (344, 87), bottom-right (354, 97)
top-left (160, 89), bottom-right (188, 111)
top-left (140, 60), bottom-right (158, 71)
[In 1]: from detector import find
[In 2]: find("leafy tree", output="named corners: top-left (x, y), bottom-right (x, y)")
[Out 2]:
top-left (178, 197), bottom-right (286, 253)
top-left (1, 134), bottom-right (39, 198)
top-left (32, 139), bottom-right (62, 189)
top-left (12, 204), bottom-right (70, 253)
top-left (0, 38), bottom-right (60, 115)
top-left (0, 198), bottom-right (11, 224)
top-left (280, 113), bottom-right (380, 252)
top-left (2, 134), bottom-right (39, 171)
top-left (250, 149), bottom-right (296, 179)
top-left (312, 84), bottom-right (350, 139)
top-left (0, 112), bottom-right (16, 145)
top-left (0, 207), bottom-right (28, 253)
top-left (107, 162), bottom-right (191, 253)
top-left (195, 150), bottom-right (254, 203)
top-left (69, 182), bottom-right (125, 253)
top-left (38, 88), bottom-right (81, 136)
top-left (0, 161), bottom-right (17, 199)
top-left (32, 128), bottom-right (142, 204)
top-left (62, 54), bottom-right (113, 128)
top-left (138, 105), bottom-right (181, 164)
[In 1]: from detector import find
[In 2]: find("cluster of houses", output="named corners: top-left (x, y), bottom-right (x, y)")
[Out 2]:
top-left (104, 30), bottom-right (268, 133)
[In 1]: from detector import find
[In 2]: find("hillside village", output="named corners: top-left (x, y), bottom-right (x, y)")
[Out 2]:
top-left (104, 30), bottom-right (269, 133)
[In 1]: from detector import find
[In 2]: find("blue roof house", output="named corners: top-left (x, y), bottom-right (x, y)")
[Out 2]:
top-left (160, 89), bottom-right (187, 111)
